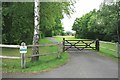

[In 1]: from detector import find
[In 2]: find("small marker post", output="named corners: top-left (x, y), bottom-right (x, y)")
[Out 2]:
top-left (116, 42), bottom-right (119, 58)
top-left (20, 42), bottom-right (27, 69)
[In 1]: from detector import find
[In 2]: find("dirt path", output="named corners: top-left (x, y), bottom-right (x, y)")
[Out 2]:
top-left (2, 38), bottom-right (118, 78)
top-left (48, 37), bottom-right (60, 43)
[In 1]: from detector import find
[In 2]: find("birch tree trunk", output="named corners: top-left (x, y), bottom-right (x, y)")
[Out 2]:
top-left (31, 0), bottom-right (40, 62)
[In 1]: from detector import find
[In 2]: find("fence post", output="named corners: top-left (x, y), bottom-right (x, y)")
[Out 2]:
top-left (116, 42), bottom-right (119, 58)
top-left (95, 39), bottom-right (99, 51)
top-left (21, 53), bottom-right (26, 69)
top-left (57, 42), bottom-right (62, 59)
top-left (20, 42), bottom-right (27, 69)
top-left (63, 38), bottom-right (65, 52)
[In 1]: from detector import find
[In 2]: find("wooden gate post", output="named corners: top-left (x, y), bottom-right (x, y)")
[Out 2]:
top-left (95, 39), bottom-right (99, 51)
top-left (63, 38), bottom-right (65, 52)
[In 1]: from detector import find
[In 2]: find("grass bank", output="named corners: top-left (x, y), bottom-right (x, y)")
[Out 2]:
top-left (2, 38), bottom-right (69, 73)
top-left (99, 41), bottom-right (120, 61)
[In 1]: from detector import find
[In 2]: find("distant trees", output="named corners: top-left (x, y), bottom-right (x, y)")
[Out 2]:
top-left (40, 2), bottom-right (74, 38)
top-left (65, 31), bottom-right (74, 36)
top-left (72, 2), bottom-right (120, 42)
top-left (2, 2), bottom-right (74, 44)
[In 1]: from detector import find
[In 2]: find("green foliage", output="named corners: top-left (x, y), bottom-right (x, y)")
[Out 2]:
top-left (2, 2), bottom-right (34, 44)
top-left (72, 3), bottom-right (119, 42)
top-left (2, 2), bottom-right (74, 44)
top-left (65, 31), bottom-right (73, 36)
top-left (40, 2), bottom-right (73, 37)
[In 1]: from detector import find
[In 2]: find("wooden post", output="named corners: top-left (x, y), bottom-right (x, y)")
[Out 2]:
top-left (21, 53), bottom-right (26, 69)
top-left (63, 38), bottom-right (65, 52)
top-left (20, 42), bottom-right (27, 69)
top-left (57, 43), bottom-right (62, 59)
top-left (116, 42), bottom-right (119, 57)
top-left (95, 39), bottom-right (99, 51)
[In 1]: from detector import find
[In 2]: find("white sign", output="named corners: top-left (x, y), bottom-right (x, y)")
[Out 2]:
top-left (20, 46), bottom-right (27, 53)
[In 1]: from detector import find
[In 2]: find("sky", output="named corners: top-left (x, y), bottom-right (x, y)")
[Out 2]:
top-left (61, 0), bottom-right (104, 32)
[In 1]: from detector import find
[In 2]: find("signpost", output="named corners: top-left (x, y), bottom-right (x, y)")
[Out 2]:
top-left (20, 42), bottom-right (27, 69)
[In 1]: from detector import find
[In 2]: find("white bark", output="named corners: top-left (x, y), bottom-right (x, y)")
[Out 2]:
top-left (32, 0), bottom-right (40, 61)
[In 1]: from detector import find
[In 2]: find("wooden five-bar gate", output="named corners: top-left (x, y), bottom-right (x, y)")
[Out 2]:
top-left (62, 38), bottom-right (99, 52)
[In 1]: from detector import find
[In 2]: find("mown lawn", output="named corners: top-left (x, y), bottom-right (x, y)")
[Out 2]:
top-left (2, 38), bottom-right (69, 73)
top-left (54, 36), bottom-right (88, 41)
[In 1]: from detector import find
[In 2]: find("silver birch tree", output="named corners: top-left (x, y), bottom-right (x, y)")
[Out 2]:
top-left (31, 0), bottom-right (40, 62)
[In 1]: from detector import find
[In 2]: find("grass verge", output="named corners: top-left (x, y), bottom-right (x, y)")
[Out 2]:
top-left (2, 37), bottom-right (69, 73)
top-left (99, 42), bottom-right (120, 61)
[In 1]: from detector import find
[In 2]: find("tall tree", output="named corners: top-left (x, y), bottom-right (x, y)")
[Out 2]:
top-left (72, 3), bottom-right (119, 42)
top-left (40, 2), bottom-right (73, 38)
top-left (2, 2), bottom-right (34, 44)
top-left (31, 0), bottom-right (40, 62)
top-left (31, 1), bottom-right (74, 61)
top-left (116, 1), bottom-right (120, 43)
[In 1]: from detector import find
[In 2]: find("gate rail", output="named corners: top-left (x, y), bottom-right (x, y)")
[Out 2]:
top-left (62, 38), bottom-right (99, 52)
